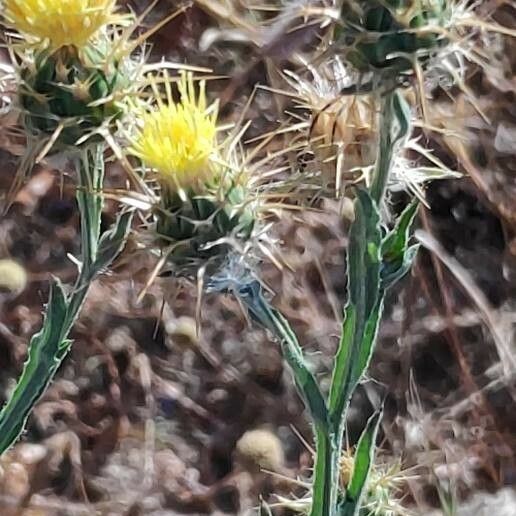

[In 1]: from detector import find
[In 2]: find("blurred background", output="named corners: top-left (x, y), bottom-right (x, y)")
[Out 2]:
top-left (0, 1), bottom-right (515, 514)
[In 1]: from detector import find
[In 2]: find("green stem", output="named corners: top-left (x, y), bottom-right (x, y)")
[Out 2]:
top-left (65, 146), bottom-right (105, 323)
top-left (234, 281), bottom-right (328, 427)
top-left (0, 145), bottom-right (105, 454)
top-left (311, 89), bottom-right (410, 516)
top-left (311, 426), bottom-right (339, 516)
top-left (370, 89), bottom-right (411, 206)
top-left (370, 92), bottom-right (396, 205)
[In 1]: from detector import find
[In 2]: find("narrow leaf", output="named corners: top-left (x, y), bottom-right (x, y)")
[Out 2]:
top-left (0, 279), bottom-right (71, 453)
top-left (329, 189), bottom-right (383, 423)
top-left (355, 297), bottom-right (384, 378)
top-left (92, 210), bottom-right (134, 274)
top-left (338, 407), bottom-right (383, 516)
top-left (328, 305), bottom-right (356, 413)
top-left (0, 145), bottom-right (132, 456)
top-left (381, 199), bottom-right (420, 289)
top-left (381, 199), bottom-right (419, 260)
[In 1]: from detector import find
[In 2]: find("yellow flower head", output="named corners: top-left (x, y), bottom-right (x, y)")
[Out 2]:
top-left (129, 72), bottom-right (218, 191)
top-left (3, 0), bottom-right (117, 50)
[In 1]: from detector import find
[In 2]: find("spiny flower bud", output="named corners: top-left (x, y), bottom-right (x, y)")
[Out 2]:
top-left (338, 0), bottom-right (449, 81)
top-left (2, 0), bottom-right (131, 149)
top-left (20, 45), bottom-right (127, 146)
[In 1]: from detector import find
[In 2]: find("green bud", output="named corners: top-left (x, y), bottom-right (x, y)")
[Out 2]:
top-left (20, 44), bottom-right (127, 148)
top-left (154, 178), bottom-right (256, 276)
top-left (339, 1), bottom-right (450, 79)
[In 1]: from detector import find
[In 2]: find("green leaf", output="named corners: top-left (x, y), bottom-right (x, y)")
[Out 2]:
top-left (0, 279), bottom-right (71, 454)
top-left (0, 144), bottom-right (132, 456)
top-left (328, 189), bottom-right (383, 424)
top-left (381, 199), bottom-right (420, 289)
top-left (92, 210), bottom-right (133, 274)
top-left (337, 408), bottom-right (383, 516)
top-left (356, 298), bottom-right (384, 378)
top-left (75, 146), bottom-right (104, 269)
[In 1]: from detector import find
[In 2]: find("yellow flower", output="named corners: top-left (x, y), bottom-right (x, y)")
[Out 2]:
top-left (3, 0), bottom-right (117, 50)
top-left (129, 72), bottom-right (218, 191)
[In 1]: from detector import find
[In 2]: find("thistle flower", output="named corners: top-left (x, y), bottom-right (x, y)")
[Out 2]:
top-left (129, 72), bottom-right (218, 192)
top-left (3, 0), bottom-right (118, 51)
top-left (126, 71), bottom-right (258, 278)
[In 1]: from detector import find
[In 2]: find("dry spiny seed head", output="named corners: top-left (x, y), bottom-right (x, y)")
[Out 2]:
top-left (311, 94), bottom-right (378, 183)
top-left (284, 62), bottom-right (379, 195)
top-left (276, 448), bottom-right (409, 515)
top-left (340, 449), bottom-right (408, 516)
top-left (338, 0), bottom-right (449, 82)
top-left (128, 72), bottom-right (257, 276)
top-left (235, 429), bottom-right (284, 472)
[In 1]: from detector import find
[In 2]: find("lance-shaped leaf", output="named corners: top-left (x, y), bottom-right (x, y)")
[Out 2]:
top-left (328, 189), bottom-right (383, 424)
top-left (337, 407), bottom-right (383, 516)
top-left (92, 210), bottom-right (134, 274)
top-left (0, 146), bottom-right (132, 456)
top-left (0, 279), bottom-right (71, 454)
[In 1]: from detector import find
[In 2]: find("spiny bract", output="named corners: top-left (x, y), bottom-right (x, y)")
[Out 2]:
top-left (276, 448), bottom-right (409, 516)
top-left (338, 0), bottom-right (450, 82)
top-left (20, 44), bottom-right (128, 146)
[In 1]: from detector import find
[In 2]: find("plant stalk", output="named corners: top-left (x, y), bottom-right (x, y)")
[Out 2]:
top-left (310, 89), bottom-right (407, 516)
top-left (234, 89), bottom-right (413, 516)
top-left (370, 91), bottom-right (397, 205)
top-left (0, 145), bottom-right (105, 454)
top-left (311, 426), bottom-right (339, 516)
